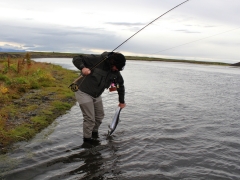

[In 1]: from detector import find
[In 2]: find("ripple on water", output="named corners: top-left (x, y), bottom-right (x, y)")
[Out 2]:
top-left (1, 60), bottom-right (240, 180)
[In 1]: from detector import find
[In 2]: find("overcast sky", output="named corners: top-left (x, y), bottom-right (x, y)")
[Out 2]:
top-left (0, 0), bottom-right (240, 63)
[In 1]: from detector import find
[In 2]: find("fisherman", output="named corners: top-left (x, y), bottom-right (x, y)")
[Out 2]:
top-left (72, 52), bottom-right (126, 143)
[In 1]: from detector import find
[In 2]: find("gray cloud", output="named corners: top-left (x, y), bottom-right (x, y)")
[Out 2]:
top-left (185, 24), bottom-right (217, 28)
top-left (0, 21), bottom-right (128, 53)
top-left (106, 22), bottom-right (145, 26)
top-left (1, 0), bottom-right (240, 63)
top-left (174, 29), bottom-right (200, 34)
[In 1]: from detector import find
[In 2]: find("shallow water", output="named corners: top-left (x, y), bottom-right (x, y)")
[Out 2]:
top-left (1, 59), bottom-right (240, 180)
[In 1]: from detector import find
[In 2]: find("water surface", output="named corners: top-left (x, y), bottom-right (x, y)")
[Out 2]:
top-left (1, 59), bottom-right (240, 180)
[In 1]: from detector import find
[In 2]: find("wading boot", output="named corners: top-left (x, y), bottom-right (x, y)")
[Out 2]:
top-left (92, 131), bottom-right (99, 139)
top-left (83, 137), bottom-right (100, 146)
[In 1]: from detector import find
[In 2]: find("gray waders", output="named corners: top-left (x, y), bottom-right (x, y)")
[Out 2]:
top-left (75, 90), bottom-right (104, 138)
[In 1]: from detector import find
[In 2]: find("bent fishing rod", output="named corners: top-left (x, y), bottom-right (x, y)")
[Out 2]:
top-left (69, 0), bottom-right (190, 92)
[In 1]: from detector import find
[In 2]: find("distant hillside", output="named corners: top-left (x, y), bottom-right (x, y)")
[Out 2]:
top-left (0, 52), bottom-right (79, 59)
top-left (0, 51), bottom-right (238, 66)
top-left (0, 52), bottom-right (23, 59)
top-left (231, 62), bottom-right (240, 66)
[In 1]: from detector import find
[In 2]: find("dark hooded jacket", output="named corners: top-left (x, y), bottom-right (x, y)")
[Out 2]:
top-left (72, 52), bottom-right (125, 103)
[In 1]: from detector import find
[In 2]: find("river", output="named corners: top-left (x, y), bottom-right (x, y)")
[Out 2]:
top-left (1, 58), bottom-right (240, 180)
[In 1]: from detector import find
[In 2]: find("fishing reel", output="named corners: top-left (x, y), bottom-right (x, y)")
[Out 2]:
top-left (68, 83), bottom-right (79, 92)
top-left (68, 74), bottom-right (84, 92)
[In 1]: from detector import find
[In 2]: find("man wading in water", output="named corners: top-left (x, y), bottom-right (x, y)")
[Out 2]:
top-left (72, 52), bottom-right (126, 143)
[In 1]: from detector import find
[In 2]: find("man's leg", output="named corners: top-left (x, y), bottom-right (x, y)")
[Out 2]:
top-left (92, 96), bottom-right (104, 134)
top-left (75, 90), bottom-right (95, 139)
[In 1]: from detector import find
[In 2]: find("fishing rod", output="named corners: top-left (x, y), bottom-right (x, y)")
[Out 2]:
top-left (112, 0), bottom-right (190, 52)
top-left (69, 0), bottom-right (190, 92)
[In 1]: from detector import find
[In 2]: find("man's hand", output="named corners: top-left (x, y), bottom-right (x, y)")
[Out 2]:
top-left (119, 103), bottom-right (126, 109)
top-left (82, 68), bottom-right (91, 75)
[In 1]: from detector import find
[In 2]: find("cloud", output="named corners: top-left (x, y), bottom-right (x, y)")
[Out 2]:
top-left (174, 29), bottom-right (200, 34)
top-left (105, 22), bottom-right (145, 26)
top-left (0, 20), bottom-right (124, 52)
top-left (0, 0), bottom-right (240, 63)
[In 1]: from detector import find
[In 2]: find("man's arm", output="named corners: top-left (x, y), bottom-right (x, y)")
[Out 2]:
top-left (72, 54), bottom-right (100, 70)
top-left (117, 73), bottom-right (126, 108)
top-left (72, 55), bottom-right (85, 70)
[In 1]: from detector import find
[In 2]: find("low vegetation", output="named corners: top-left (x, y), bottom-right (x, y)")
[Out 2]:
top-left (0, 53), bottom-right (78, 153)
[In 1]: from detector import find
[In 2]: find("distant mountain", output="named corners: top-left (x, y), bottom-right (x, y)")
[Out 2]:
top-left (0, 47), bottom-right (26, 52)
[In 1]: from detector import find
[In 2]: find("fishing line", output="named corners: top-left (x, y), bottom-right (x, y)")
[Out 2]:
top-left (112, 0), bottom-right (190, 52)
top-left (152, 27), bottom-right (240, 54)
top-left (69, 0), bottom-right (190, 91)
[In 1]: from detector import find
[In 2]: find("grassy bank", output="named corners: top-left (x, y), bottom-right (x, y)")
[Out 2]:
top-left (0, 54), bottom-right (78, 153)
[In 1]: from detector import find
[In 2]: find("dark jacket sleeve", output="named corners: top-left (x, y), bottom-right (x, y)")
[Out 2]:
top-left (117, 73), bottom-right (125, 103)
top-left (72, 54), bottom-right (100, 70)
top-left (72, 55), bottom-right (85, 70)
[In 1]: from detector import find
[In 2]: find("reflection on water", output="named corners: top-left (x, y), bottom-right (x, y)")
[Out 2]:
top-left (1, 59), bottom-right (240, 180)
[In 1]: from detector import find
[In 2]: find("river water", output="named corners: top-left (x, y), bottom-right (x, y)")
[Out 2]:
top-left (1, 58), bottom-right (240, 180)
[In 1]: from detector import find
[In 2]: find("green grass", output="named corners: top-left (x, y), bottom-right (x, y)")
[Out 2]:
top-left (0, 54), bottom-right (78, 152)
top-left (52, 100), bottom-right (72, 110)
